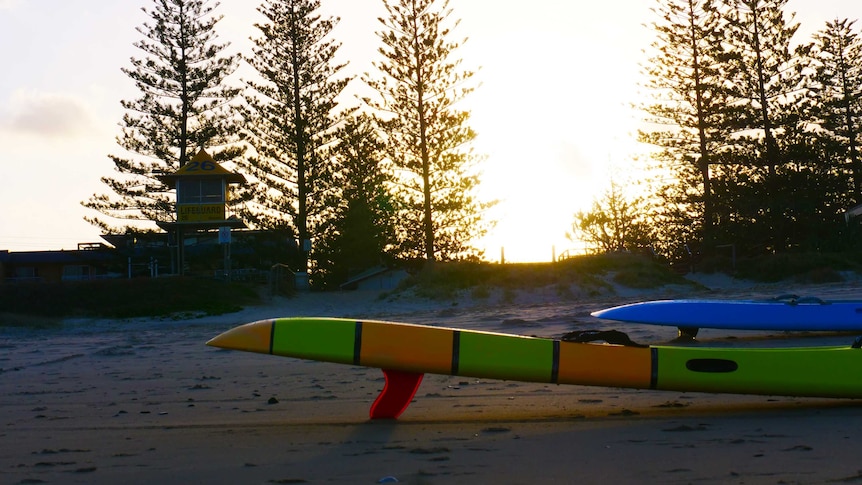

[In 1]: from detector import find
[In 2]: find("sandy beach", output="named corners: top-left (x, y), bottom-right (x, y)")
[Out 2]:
top-left (5, 275), bottom-right (862, 484)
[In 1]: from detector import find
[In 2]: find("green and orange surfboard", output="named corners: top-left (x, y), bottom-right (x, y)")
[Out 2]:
top-left (207, 317), bottom-right (862, 419)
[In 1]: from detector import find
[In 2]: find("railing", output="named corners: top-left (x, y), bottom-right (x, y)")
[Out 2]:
top-left (61, 274), bottom-right (122, 281)
top-left (3, 273), bottom-right (122, 284)
top-left (557, 248), bottom-right (590, 261)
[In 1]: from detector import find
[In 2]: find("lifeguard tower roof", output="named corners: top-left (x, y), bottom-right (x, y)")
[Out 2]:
top-left (157, 148), bottom-right (246, 187)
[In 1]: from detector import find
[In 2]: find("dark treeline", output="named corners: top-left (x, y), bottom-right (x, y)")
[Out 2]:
top-left (578, 0), bottom-right (862, 265)
top-left (85, 0), bottom-right (861, 287)
top-left (83, 0), bottom-right (490, 289)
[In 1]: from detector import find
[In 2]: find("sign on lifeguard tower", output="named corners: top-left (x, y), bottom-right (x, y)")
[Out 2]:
top-left (157, 147), bottom-right (246, 229)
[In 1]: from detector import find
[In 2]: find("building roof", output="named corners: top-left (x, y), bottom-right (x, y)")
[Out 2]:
top-left (157, 148), bottom-right (246, 187)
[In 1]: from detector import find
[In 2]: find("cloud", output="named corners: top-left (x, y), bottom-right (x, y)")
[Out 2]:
top-left (2, 91), bottom-right (96, 137)
top-left (0, 0), bottom-right (21, 10)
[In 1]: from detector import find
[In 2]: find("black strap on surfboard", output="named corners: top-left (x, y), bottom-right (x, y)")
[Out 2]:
top-left (560, 329), bottom-right (648, 348)
top-left (771, 294), bottom-right (828, 305)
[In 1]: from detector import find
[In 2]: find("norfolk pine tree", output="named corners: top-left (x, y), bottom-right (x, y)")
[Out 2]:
top-left (638, 0), bottom-right (728, 257)
top-left (83, 0), bottom-right (241, 233)
top-left (721, 0), bottom-right (806, 172)
top-left (720, 0), bottom-right (809, 250)
top-left (313, 116), bottom-right (394, 288)
top-left (364, 0), bottom-right (490, 262)
top-left (807, 19), bottom-right (862, 203)
top-left (238, 0), bottom-right (353, 273)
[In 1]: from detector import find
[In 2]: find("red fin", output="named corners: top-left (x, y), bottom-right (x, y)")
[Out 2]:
top-left (369, 369), bottom-right (424, 419)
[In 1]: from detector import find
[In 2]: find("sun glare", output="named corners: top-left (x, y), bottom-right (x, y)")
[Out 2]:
top-left (463, 22), bottom-right (648, 263)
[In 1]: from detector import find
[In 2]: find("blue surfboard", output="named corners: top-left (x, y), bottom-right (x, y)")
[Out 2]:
top-left (591, 296), bottom-right (862, 335)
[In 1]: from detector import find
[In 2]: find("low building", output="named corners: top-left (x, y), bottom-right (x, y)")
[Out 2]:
top-left (1, 229), bottom-right (301, 284)
top-left (0, 243), bottom-right (121, 283)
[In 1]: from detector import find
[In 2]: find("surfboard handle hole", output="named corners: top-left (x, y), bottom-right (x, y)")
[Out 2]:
top-left (685, 358), bottom-right (738, 373)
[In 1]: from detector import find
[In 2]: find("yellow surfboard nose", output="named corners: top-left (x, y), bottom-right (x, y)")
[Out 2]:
top-left (206, 319), bottom-right (273, 354)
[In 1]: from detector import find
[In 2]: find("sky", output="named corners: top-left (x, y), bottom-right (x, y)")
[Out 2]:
top-left (1, 0), bottom-right (861, 262)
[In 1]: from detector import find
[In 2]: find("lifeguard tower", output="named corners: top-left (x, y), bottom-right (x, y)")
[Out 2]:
top-left (157, 147), bottom-right (246, 275)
